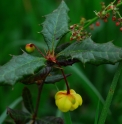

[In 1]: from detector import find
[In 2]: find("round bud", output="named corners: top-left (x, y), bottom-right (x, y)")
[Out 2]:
top-left (96, 21), bottom-right (100, 26)
top-left (25, 43), bottom-right (35, 53)
top-left (109, 5), bottom-right (114, 10)
top-left (116, 22), bottom-right (120, 26)
top-left (120, 27), bottom-right (122, 32)
top-left (112, 16), bottom-right (116, 21)
top-left (118, 18), bottom-right (121, 21)
top-left (103, 18), bottom-right (108, 22)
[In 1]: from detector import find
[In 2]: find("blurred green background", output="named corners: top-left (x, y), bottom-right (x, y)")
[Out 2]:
top-left (0, 0), bottom-right (122, 124)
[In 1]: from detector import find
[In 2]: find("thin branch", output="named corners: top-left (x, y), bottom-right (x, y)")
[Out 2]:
top-left (31, 82), bottom-right (44, 124)
top-left (31, 67), bottom-right (51, 124)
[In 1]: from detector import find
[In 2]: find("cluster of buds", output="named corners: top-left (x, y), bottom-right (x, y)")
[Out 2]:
top-left (55, 89), bottom-right (83, 112)
top-left (70, 23), bottom-right (91, 41)
top-left (95, 2), bottom-right (110, 23)
top-left (95, 1), bottom-right (122, 32)
top-left (95, 1), bottom-right (121, 22)
top-left (114, 17), bottom-right (122, 31)
top-left (110, 3), bottom-right (122, 31)
top-left (110, 2), bottom-right (122, 31)
top-left (97, 12), bottom-right (110, 22)
top-left (117, 0), bottom-right (121, 4)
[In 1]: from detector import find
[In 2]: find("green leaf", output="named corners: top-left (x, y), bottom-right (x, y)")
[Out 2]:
top-left (42, 0), bottom-right (69, 51)
top-left (0, 52), bottom-right (46, 85)
top-left (45, 74), bottom-right (71, 84)
top-left (0, 97), bottom-right (22, 124)
top-left (7, 108), bottom-right (31, 124)
top-left (57, 38), bottom-right (122, 65)
top-left (22, 87), bottom-right (34, 114)
top-left (36, 116), bottom-right (64, 124)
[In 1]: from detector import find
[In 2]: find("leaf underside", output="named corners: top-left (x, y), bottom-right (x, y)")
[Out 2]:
top-left (7, 108), bottom-right (31, 124)
top-left (0, 52), bottom-right (46, 85)
top-left (42, 0), bottom-right (69, 51)
top-left (57, 38), bottom-right (122, 65)
top-left (36, 116), bottom-right (64, 124)
top-left (22, 66), bottom-right (70, 85)
top-left (22, 87), bottom-right (34, 114)
top-left (21, 66), bottom-right (52, 84)
top-left (45, 74), bottom-right (71, 84)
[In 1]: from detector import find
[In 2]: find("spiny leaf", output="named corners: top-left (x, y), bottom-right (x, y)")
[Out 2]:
top-left (7, 108), bottom-right (31, 124)
top-left (57, 38), bottom-right (122, 65)
top-left (36, 116), bottom-right (64, 124)
top-left (0, 52), bottom-right (46, 85)
top-left (22, 87), bottom-right (34, 114)
top-left (42, 0), bottom-right (69, 51)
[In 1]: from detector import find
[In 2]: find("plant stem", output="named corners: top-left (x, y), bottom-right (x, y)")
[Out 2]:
top-left (84, 17), bottom-right (98, 29)
top-left (63, 112), bottom-right (72, 124)
top-left (98, 62), bottom-right (122, 124)
top-left (33, 44), bottom-right (45, 58)
top-left (32, 83), bottom-right (44, 124)
top-left (56, 61), bottom-right (70, 94)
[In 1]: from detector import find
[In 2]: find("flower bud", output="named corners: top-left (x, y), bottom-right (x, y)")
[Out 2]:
top-left (55, 89), bottom-right (83, 112)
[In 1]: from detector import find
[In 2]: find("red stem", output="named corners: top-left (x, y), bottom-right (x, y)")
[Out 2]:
top-left (32, 44), bottom-right (46, 58)
top-left (56, 61), bottom-right (70, 94)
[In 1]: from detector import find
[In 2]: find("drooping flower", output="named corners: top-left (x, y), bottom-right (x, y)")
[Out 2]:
top-left (55, 89), bottom-right (83, 112)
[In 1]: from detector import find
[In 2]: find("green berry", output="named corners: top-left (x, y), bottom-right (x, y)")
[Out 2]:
top-left (25, 43), bottom-right (35, 53)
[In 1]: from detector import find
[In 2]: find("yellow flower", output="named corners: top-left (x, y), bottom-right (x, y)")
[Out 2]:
top-left (55, 89), bottom-right (83, 112)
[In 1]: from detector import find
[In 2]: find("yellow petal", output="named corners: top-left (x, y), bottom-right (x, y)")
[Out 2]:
top-left (55, 90), bottom-right (67, 99)
top-left (70, 100), bottom-right (79, 111)
top-left (70, 89), bottom-right (76, 94)
top-left (56, 96), bottom-right (72, 112)
top-left (70, 93), bottom-right (83, 111)
top-left (67, 94), bottom-right (75, 104)
top-left (75, 94), bottom-right (83, 105)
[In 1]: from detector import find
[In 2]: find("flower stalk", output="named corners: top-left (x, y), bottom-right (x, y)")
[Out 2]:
top-left (63, 112), bottom-right (72, 124)
top-left (56, 60), bottom-right (70, 94)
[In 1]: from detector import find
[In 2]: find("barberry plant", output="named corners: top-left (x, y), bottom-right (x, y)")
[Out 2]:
top-left (0, 0), bottom-right (122, 124)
